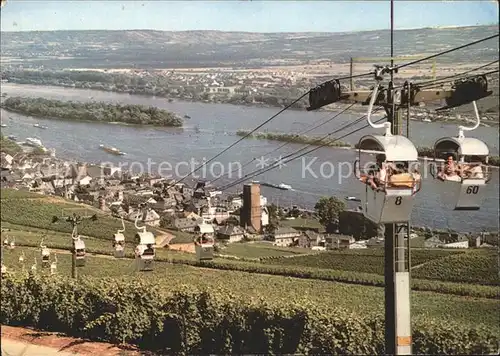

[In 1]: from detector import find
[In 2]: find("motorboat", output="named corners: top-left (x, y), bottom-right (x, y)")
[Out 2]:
top-left (0, 123), bottom-right (6, 127)
top-left (345, 196), bottom-right (361, 202)
top-left (7, 135), bottom-right (17, 141)
top-left (261, 182), bottom-right (292, 190)
top-left (278, 183), bottom-right (292, 190)
top-left (24, 137), bottom-right (48, 152)
top-left (99, 144), bottom-right (126, 156)
top-left (33, 123), bottom-right (48, 129)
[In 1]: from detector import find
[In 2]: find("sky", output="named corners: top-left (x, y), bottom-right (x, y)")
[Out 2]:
top-left (0, 0), bottom-right (498, 33)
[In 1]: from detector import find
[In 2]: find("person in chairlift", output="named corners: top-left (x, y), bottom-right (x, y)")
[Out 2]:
top-left (437, 154), bottom-right (461, 181)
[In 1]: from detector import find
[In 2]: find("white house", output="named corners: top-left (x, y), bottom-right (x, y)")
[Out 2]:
top-left (271, 227), bottom-right (302, 247)
top-left (443, 240), bottom-right (469, 249)
top-left (217, 225), bottom-right (245, 243)
top-left (77, 175), bottom-right (92, 186)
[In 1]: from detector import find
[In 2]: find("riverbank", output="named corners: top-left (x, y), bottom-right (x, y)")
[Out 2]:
top-left (0, 96), bottom-right (183, 127)
top-left (3, 76), bottom-right (498, 126)
top-left (236, 130), bottom-right (500, 167)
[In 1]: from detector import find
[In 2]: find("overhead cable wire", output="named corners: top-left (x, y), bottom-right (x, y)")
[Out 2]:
top-left (167, 91), bottom-right (310, 187)
top-left (412, 59), bottom-right (499, 88)
top-left (419, 69), bottom-right (499, 89)
top-left (208, 102), bottom-right (357, 185)
top-left (217, 112), bottom-right (373, 190)
top-left (219, 114), bottom-right (386, 191)
top-left (168, 72), bottom-right (375, 188)
top-left (395, 33), bottom-right (499, 70)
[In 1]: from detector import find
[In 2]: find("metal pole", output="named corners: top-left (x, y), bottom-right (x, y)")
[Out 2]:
top-left (407, 82), bottom-right (411, 139)
top-left (71, 219), bottom-right (77, 279)
top-left (350, 57), bottom-right (354, 90)
top-left (385, 1), bottom-right (412, 355)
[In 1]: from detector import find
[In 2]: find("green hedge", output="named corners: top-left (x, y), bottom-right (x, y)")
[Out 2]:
top-left (1, 274), bottom-right (498, 355)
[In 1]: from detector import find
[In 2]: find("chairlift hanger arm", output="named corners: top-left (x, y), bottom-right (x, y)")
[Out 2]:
top-left (307, 75), bottom-right (493, 110)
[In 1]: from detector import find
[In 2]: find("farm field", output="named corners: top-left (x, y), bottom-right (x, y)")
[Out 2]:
top-left (0, 189), bottom-right (171, 241)
top-left (220, 241), bottom-right (311, 258)
top-left (262, 248), bottom-right (500, 286)
top-left (1, 189), bottom-right (498, 295)
top-left (263, 248), bottom-right (463, 273)
top-left (2, 245), bottom-right (499, 332)
top-left (1, 188), bottom-right (499, 354)
top-left (412, 249), bottom-right (500, 285)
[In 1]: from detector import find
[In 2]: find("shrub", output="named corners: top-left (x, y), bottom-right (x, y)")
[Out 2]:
top-left (1, 274), bottom-right (498, 355)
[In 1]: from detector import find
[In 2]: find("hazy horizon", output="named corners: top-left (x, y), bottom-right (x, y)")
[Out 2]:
top-left (1, 24), bottom-right (498, 34)
top-left (1, 1), bottom-right (498, 33)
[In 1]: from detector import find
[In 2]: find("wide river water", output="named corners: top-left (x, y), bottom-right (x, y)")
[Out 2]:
top-left (1, 83), bottom-right (499, 232)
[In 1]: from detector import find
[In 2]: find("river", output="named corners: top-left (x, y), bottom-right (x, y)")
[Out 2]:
top-left (1, 83), bottom-right (498, 232)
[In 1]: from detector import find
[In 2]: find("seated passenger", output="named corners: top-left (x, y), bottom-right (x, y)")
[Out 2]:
top-left (461, 156), bottom-right (485, 179)
top-left (388, 162), bottom-right (414, 188)
top-left (359, 164), bottom-right (378, 189)
top-left (371, 154), bottom-right (387, 190)
top-left (412, 168), bottom-right (422, 194)
top-left (437, 155), bottom-right (461, 181)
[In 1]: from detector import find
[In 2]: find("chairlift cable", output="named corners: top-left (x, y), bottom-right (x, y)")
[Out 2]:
top-left (167, 71), bottom-right (375, 188)
top-left (219, 115), bottom-right (387, 192)
top-left (218, 113), bottom-right (372, 190)
top-left (395, 33), bottom-right (499, 71)
top-left (208, 103), bottom-right (357, 185)
top-left (419, 69), bottom-right (499, 90)
top-left (412, 60), bottom-right (499, 88)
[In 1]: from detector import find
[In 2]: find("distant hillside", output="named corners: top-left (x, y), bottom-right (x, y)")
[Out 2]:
top-left (1, 25), bottom-right (498, 69)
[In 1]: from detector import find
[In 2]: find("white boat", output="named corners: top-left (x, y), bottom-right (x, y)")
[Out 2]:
top-left (0, 123), bottom-right (6, 127)
top-left (25, 137), bottom-right (48, 152)
top-left (422, 118), bottom-right (432, 123)
top-left (345, 196), bottom-right (361, 202)
top-left (33, 123), bottom-right (48, 129)
top-left (260, 182), bottom-right (292, 190)
top-left (99, 144), bottom-right (126, 156)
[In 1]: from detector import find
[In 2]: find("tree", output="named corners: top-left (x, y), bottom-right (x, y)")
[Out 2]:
top-left (314, 196), bottom-right (346, 227)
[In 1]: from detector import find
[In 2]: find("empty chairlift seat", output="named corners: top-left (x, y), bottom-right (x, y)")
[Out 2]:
top-left (113, 232), bottom-right (125, 258)
top-left (135, 231), bottom-right (155, 271)
top-left (74, 239), bottom-right (86, 267)
top-left (194, 234), bottom-right (214, 261)
top-left (41, 246), bottom-right (50, 266)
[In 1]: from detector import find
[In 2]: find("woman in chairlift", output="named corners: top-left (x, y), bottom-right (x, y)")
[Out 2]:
top-left (437, 154), bottom-right (462, 181)
top-left (460, 156), bottom-right (485, 179)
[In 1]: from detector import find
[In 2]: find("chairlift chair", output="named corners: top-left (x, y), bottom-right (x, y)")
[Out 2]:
top-left (134, 231), bottom-right (155, 271)
top-left (353, 84), bottom-right (420, 225)
top-left (194, 234), bottom-right (215, 261)
top-left (50, 254), bottom-right (57, 275)
top-left (113, 217), bottom-right (126, 258)
top-left (74, 238), bottom-right (86, 267)
top-left (1, 264), bottom-right (6, 277)
top-left (40, 238), bottom-right (50, 267)
top-left (133, 206), bottom-right (155, 271)
top-left (113, 232), bottom-right (125, 258)
top-left (430, 100), bottom-right (490, 211)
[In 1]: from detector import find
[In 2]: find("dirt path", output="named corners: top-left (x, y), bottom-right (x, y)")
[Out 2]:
top-left (1, 325), bottom-right (142, 356)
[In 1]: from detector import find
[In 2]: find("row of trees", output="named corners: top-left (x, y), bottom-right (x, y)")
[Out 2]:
top-left (1, 96), bottom-right (183, 127)
top-left (3, 70), bottom-right (309, 110)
